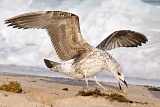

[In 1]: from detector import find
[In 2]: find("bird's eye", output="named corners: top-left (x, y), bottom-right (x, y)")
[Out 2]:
top-left (118, 72), bottom-right (121, 75)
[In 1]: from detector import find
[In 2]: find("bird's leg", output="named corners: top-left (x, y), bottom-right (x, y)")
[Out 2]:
top-left (94, 76), bottom-right (118, 92)
top-left (85, 78), bottom-right (89, 90)
top-left (94, 76), bottom-right (108, 90)
top-left (84, 71), bottom-right (90, 90)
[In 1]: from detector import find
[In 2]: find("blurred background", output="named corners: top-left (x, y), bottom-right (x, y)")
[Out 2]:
top-left (0, 0), bottom-right (160, 82)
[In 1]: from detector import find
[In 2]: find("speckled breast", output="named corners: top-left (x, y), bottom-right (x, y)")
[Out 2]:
top-left (73, 48), bottom-right (109, 78)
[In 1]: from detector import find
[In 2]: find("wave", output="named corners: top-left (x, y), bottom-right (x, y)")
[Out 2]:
top-left (0, 0), bottom-right (160, 80)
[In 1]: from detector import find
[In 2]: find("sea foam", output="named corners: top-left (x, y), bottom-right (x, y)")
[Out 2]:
top-left (0, 0), bottom-right (160, 80)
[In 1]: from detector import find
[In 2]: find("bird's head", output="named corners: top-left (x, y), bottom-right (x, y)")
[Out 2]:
top-left (112, 66), bottom-right (128, 90)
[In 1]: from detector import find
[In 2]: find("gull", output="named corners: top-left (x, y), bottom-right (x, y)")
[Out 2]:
top-left (5, 11), bottom-right (148, 91)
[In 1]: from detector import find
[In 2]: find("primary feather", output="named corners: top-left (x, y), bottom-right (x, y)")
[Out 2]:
top-left (96, 30), bottom-right (148, 50)
top-left (5, 11), bottom-right (91, 61)
top-left (5, 11), bottom-right (148, 91)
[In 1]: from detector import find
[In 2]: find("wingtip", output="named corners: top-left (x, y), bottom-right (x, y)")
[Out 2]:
top-left (4, 19), bottom-right (10, 24)
top-left (4, 19), bottom-right (14, 27)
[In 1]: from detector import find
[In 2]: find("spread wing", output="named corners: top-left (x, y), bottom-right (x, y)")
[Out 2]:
top-left (96, 30), bottom-right (148, 50)
top-left (5, 11), bottom-right (91, 61)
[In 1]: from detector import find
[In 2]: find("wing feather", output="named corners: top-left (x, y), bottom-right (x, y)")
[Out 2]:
top-left (96, 30), bottom-right (148, 50)
top-left (5, 11), bottom-right (90, 61)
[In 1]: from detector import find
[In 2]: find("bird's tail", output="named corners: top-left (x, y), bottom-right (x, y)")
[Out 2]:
top-left (44, 59), bottom-right (84, 79)
top-left (44, 59), bottom-right (60, 68)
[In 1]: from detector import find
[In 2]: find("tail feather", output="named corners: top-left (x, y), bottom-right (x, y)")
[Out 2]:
top-left (44, 59), bottom-right (60, 68)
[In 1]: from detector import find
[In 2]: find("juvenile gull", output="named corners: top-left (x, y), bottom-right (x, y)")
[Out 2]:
top-left (5, 11), bottom-right (148, 91)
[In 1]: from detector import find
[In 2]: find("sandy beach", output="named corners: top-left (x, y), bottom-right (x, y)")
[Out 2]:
top-left (0, 72), bottom-right (159, 107)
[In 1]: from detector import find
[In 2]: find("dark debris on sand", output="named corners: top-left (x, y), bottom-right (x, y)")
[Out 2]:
top-left (62, 88), bottom-right (69, 91)
top-left (76, 88), bottom-right (132, 103)
top-left (148, 87), bottom-right (160, 91)
top-left (76, 88), bottom-right (148, 104)
top-left (0, 81), bottom-right (22, 93)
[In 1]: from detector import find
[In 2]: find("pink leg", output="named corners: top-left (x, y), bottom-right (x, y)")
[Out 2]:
top-left (84, 72), bottom-right (90, 90)
top-left (94, 76), bottom-right (108, 90)
top-left (85, 78), bottom-right (89, 87)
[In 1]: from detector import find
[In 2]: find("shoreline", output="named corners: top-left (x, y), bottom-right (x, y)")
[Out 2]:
top-left (0, 64), bottom-right (159, 87)
top-left (0, 72), bottom-right (159, 107)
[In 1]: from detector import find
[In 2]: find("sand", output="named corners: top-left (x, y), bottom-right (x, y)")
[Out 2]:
top-left (0, 72), bottom-right (159, 107)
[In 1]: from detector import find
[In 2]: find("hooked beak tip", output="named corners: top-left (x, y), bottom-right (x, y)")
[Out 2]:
top-left (118, 80), bottom-right (128, 90)
top-left (123, 80), bottom-right (128, 88)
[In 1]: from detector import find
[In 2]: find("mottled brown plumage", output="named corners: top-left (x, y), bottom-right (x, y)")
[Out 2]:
top-left (5, 11), bottom-right (148, 91)
top-left (96, 30), bottom-right (148, 50)
top-left (5, 11), bottom-right (90, 61)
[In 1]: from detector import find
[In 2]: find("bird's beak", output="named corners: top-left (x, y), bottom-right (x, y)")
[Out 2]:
top-left (123, 80), bottom-right (128, 88)
top-left (118, 80), bottom-right (128, 90)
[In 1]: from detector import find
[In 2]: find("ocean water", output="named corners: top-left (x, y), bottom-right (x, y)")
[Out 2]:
top-left (0, 0), bottom-right (160, 83)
